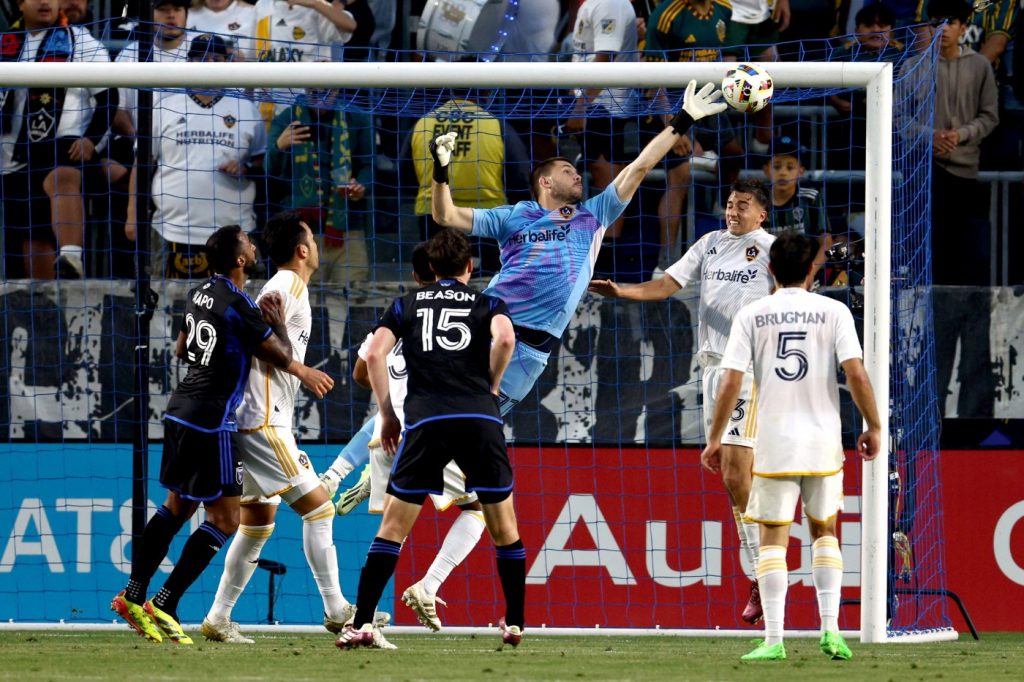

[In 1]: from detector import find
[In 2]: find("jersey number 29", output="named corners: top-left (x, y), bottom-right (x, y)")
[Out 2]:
top-left (417, 307), bottom-right (471, 352)
top-left (184, 313), bottom-right (218, 366)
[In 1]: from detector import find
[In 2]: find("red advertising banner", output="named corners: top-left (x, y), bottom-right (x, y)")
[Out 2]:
top-left (395, 448), bottom-right (1024, 632)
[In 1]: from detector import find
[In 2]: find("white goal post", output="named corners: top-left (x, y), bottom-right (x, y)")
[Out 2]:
top-left (0, 60), bottom-right (905, 642)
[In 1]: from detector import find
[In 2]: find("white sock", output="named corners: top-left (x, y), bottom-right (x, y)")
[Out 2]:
top-left (757, 544), bottom-right (788, 646)
top-left (59, 245), bottom-right (83, 257)
top-left (302, 501), bottom-right (348, 620)
top-left (324, 459), bottom-right (355, 486)
top-left (733, 507), bottom-right (760, 574)
top-left (207, 524), bottom-right (275, 622)
top-left (422, 510), bottom-right (486, 596)
top-left (812, 536), bottom-right (843, 633)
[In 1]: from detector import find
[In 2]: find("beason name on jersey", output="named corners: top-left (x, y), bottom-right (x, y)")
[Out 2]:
top-left (376, 279), bottom-right (510, 427)
top-left (167, 275), bottom-right (273, 432)
top-left (664, 227), bottom-right (776, 364)
top-left (721, 288), bottom-right (863, 476)
top-left (471, 183), bottom-right (628, 339)
top-left (237, 270), bottom-right (311, 430)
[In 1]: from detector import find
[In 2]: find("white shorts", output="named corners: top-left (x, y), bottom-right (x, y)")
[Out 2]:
top-left (702, 361), bottom-right (756, 449)
top-left (744, 471), bottom-right (845, 525)
top-left (367, 440), bottom-right (478, 514)
top-left (236, 426), bottom-right (321, 505)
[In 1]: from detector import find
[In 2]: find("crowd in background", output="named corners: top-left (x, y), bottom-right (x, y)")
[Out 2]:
top-left (0, 0), bottom-right (1020, 285)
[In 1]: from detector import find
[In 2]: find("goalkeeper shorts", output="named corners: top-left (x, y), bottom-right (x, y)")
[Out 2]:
top-left (744, 471), bottom-right (845, 525)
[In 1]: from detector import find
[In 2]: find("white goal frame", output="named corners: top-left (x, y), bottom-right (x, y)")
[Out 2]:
top-left (0, 60), bottom-right (945, 643)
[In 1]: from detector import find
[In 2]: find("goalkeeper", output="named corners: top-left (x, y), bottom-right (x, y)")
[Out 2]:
top-left (430, 79), bottom-right (727, 415)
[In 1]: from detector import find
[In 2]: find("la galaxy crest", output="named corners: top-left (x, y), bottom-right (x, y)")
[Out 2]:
top-left (745, 245), bottom-right (759, 262)
top-left (558, 206), bottom-right (575, 219)
top-left (223, 114), bottom-right (237, 129)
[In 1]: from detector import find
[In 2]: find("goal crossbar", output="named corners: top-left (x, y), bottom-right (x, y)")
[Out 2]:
top-left (0, 59), bottom-right (904, 642)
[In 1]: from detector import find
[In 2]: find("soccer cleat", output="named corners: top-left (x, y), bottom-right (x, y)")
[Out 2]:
top-left (56, 253), bottom-right (83, 279)
top-left (324, 604), bottom-right (357, 633)
top-left (335, 464), bottom-right (372, 516)
top-left (201, 617), bottom-right (254, 644)
top-left (742, 579), bottom-right (763, 624)
top-left (144, 600), bottom-right (194, 645)
top-left (820, 631), bottom-right (853, 660)
top-left (498, 617), bottom-right (522, 649)
top-left (402, 581), bottom-right (446, 632)
top-left (111, 591), bottom-right (162, 643)
top-left (335, 623), bottom-right (397, 650)
top-left (741, 640), bottom-right (786, 661)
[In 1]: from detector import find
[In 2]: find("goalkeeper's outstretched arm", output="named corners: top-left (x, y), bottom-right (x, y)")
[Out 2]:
top-left (430, 132), bottom-right (474, 232)
top-left (612, 80), bottom-right (727, 203)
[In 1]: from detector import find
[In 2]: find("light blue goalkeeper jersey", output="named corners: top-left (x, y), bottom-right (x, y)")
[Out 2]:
top-left (471, 183), bottom-right (629, 338)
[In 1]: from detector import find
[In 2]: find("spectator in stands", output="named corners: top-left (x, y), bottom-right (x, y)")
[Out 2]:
top-left (925, 0), bottom-right (999, 285)
top-left (961, 0), bottom-right (1016, 66)
top-left (0, 0), bottom-right (115, 279)
top-left (124, 34), bottom-right (267, 279)
top-left (723, 0), bottom-right (789, 150)
top-left (188, 0), bottom-right (257, 60)
top-left (643, 0), bottom-right (745, 265)
top-left (252, 0), bottom-right (357, 123)
top-left (337, 0), bottom-right (375, 61)
top-left (59, 0), bottom-right (90, 26)
top-left (266, 86), bottom-right (373, 283)
top-left (364, 0), bottom-right (392, 53)
top-left (501, 0), bottom-right (559, 60)
top-left (567, 0), bottom-right (639, 238)
top-left (409, 95), bottom-right (531, 276)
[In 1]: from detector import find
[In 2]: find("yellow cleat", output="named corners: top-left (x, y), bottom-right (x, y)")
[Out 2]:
top-left (111, 591), bottom-right (162, 643)
top-left (144, 600), bottom-right (193, 645)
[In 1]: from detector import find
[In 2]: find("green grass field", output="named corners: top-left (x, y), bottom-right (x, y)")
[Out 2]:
top-left (1, 631), bottom-right (1022, 681)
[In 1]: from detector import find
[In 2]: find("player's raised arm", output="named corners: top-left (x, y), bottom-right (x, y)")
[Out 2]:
top-left (489, 313), bottom-right (516, 396)
top-left (366, 326), bottom-right (401, 454)
top-left (589, 275), bottom-right (682, 301)
top-left (841, 357), bottom-right (882, 461)
top-left (612, 80), bottom-right (727, 203)
top-left (430, 132), bottom-right (475, 232)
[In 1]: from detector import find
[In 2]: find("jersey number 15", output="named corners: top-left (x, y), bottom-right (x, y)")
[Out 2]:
top-left (417, 307), bottom-right (472, 352)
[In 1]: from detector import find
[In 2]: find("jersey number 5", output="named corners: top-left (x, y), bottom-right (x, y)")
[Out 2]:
top-left (417, 307), bottom-right (472, 352)
top-left (184, 313), bottom-right (218, 366)
top-left (774, 331), bottom-right (808, 382)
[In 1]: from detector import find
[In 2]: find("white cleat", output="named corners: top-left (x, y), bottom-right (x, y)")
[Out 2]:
top-left (327, 603), bottom-right (391, 633)
top-left (401, 581), bottom-right (446, 632)
top-left (200, 617), bottom-right (255, 644)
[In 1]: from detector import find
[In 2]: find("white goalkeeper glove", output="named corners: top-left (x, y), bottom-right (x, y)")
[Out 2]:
top-left (429, 131), bottom-right (458, 183)
top-left (670, 80), bottom-right (728, 135)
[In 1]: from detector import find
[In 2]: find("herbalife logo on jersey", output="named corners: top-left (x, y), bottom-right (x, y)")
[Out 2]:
top-left (506, 223), bottom-right (571, 247)
top-left (705, 268), bottom-right (759, 284)
top-left (298, 330), bottom-right (309, 346)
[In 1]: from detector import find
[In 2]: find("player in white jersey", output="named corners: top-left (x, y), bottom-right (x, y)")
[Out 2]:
top-left (346, 243), bottom-right (487, 632)
top-left (188, 0), bottom-right (257, 60)
top-left (200, 211), bottom-right (365, 644)
top-left (589, 179), bottom-right (776, 624)
top-left (252, 0), bottom-right (356, 122)
top-left (701, 232), bottom-right (881, 661)
top-left (431, 79), bottom-right (728, 416)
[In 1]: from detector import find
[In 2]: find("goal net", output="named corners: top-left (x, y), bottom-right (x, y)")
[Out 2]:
top-left (0, 22), bottom-right (952, 641)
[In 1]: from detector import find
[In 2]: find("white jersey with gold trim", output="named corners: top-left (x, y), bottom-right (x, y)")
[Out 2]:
top-left (237, 270), bottom-right (311, 430)
top-left (720, 287), bottom-right (863, 476)
top-left (665, 227), bottom-right (775, 366)
top-left (357, 331), bottom-right (406, 442)
top-left (189, 1), bottom-right (258, 61)
top-left (253, 0), bottom-right (352, 63)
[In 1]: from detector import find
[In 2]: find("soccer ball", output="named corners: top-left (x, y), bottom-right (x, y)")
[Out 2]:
top-left (721, 63), bottom-right (774, 113)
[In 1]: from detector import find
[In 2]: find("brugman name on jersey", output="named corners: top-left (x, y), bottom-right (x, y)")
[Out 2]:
top-left (705, 268), bottom-right (759, 284)
top-left (415, 289), bottom-right (477, 302)
top-left (754, 311), bottom-right (828, 328)
top-left (505, 227), bottom-right (570, 247)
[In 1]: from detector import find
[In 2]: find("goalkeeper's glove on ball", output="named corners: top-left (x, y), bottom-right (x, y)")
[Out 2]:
top-left (670, 80), bottom-right (728, 135)
top-left (429, 132), bottom-right (458, 184)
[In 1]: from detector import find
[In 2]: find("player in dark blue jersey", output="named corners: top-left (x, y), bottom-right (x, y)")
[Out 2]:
top-left (429, 80), bottom-right (728, 414)
top-left (336, 229), bottom-right (523, 650)
top-left (112, 225), bottom-right (334, 645)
